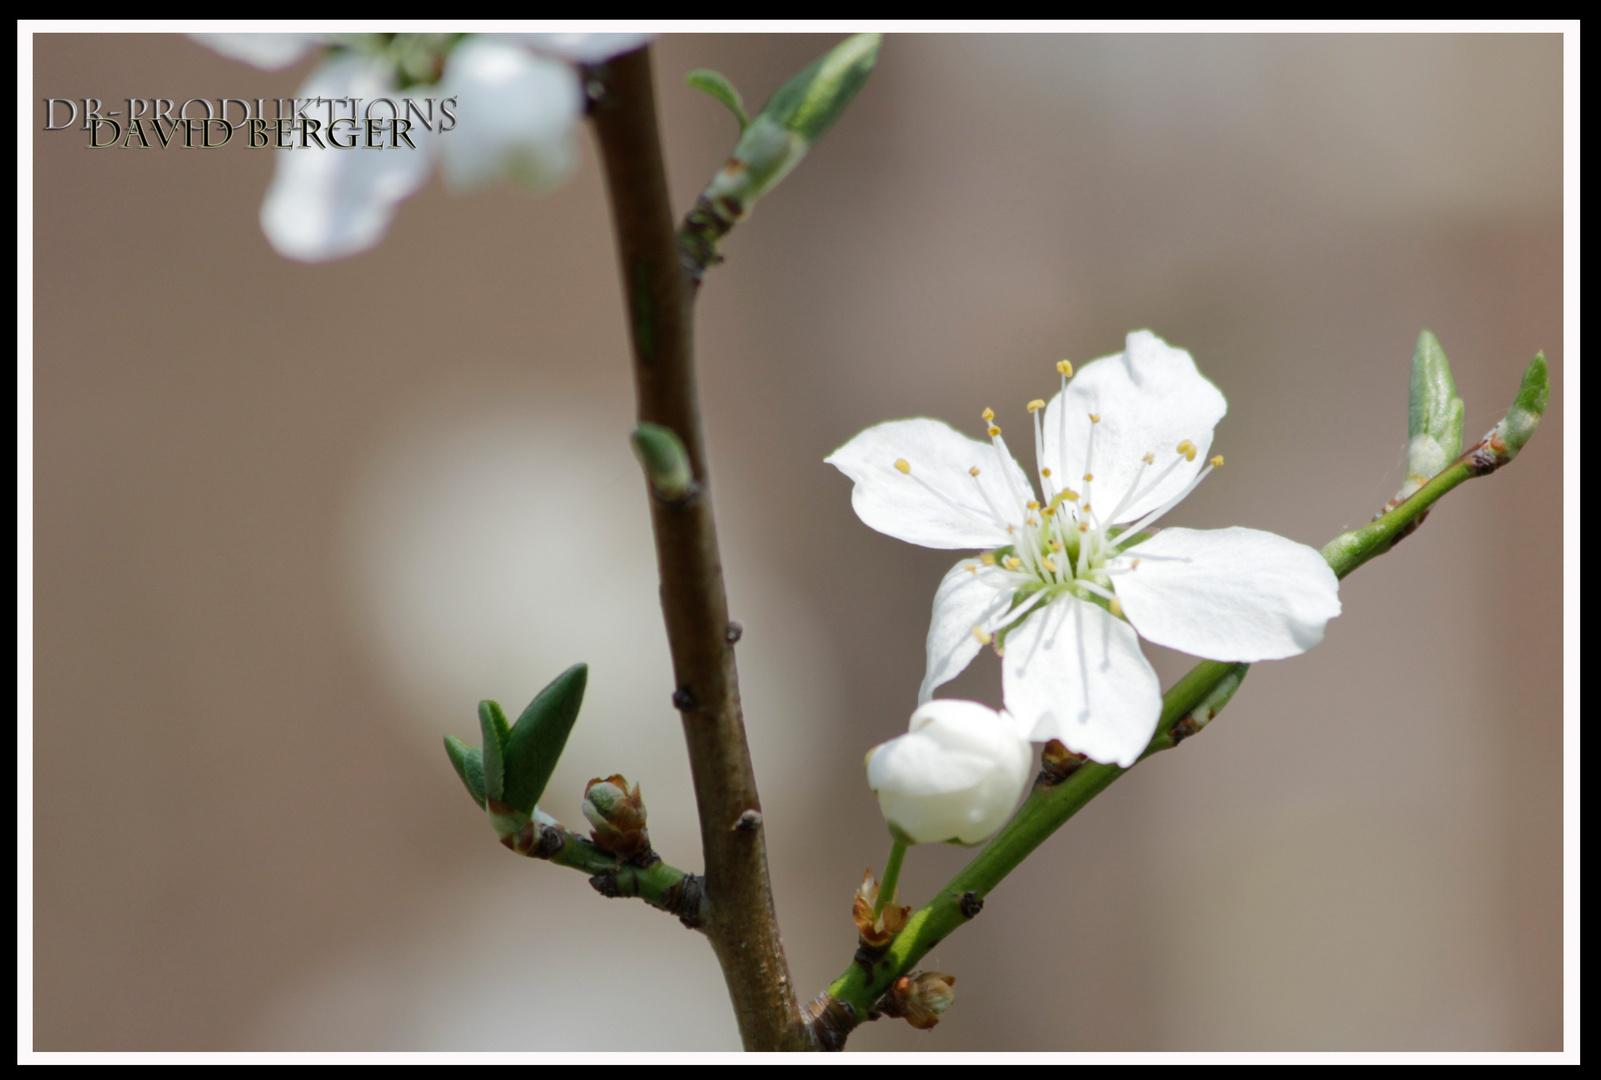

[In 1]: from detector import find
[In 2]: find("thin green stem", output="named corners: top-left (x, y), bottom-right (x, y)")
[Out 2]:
top-left (508, 823), bottom-right (708, 928)
top-left (812, 430), bottom-right (1523, 1044)
top-left (874, 840), bottom-right (908, 919)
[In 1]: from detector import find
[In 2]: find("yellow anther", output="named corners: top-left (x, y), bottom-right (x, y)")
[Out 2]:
top-left (1079, 522), bottom-right (1089, 532)
top-left (1027, 500), bottom-right (1040, 511)
top-left (894, 458), bottom-right (911, 474)
top-left (971, 626), bottom-right (993, 645)
top-left (1049, 540), bottom-right (1063, 552)
top-left (981, 407), bottom-right (995, 423)
top-left (1041, 506), bottom-right (1055, 518)
top-left (987, 425), bottom-right (1002, 438)
top-left (1176, 440), bottom-right (1197, 461)
top-left (1089, 413), bottom-right (1101, 424)
top-left (1027, 399), bottom-right (1046, 413)
top-left (966, 564), bottom-right (979, 575)
top-left (969, 466), bottom-right (981, 477)
top-left (1210, 455), bottom-right (1224, 468)
top-left (1082, 503), bottom-right (1091, 514)
top-left (1041, 557), bottom-right (1058, 573)
top-left (1061, 488), bottom-right (1079, 502)
top-left (1109, 597), bottom-right (1123, 618)
top-left (1041, 467), bottom-right (1052, 478)
top-left (980, 552), bottom-right (996, 565)
top-left (1005, 556), bottom-right (1023, 570)
top-left (1143, 452), bottom-right (1155, 465)
top-left (1132, 558), bottom-right (1141, 569)
top-left (1056, 360), bottom-right (1073, 377)
top-left (1083, 473), bottom-right (1094, 482)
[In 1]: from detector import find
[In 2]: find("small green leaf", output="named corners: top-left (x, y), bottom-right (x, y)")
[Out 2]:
top-left (478, 699), bottom-right (512, 803)
top-left (1498, 351), bottom-right (1549, 457)
top-left (501, 663), bottom-right (589, 815)
top-left (686, 68), bottom-right (748, 132)
top-left (443, 736), bottom-right (487, 810)
top-left (757, 33), bottom-right (881, 143)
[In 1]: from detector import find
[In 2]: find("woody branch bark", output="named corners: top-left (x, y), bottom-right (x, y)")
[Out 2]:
top-left (588, 46), bottom-right (808, 1052)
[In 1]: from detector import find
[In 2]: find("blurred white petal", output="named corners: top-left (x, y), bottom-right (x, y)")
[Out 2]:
top-left (436, 39), bottom-right (583, 191)
top-left (191, 33), bottom-right (323, 71)
top-left (495, 32), bottom-right (654, 64)
top-left (259, 55), bottom-right (433, 262)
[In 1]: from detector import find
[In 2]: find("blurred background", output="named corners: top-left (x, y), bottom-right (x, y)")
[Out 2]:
top-left (31, 33), bottom-right (1563, 1051)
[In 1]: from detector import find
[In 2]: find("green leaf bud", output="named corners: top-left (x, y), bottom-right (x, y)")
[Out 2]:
top-left (681, 35), bottom-right (882, 278)
top-left (1393, 330), bottom-right (1465, 504)
top-left (758, 32), bottom-right (881, 143)
top-left (631, 423), bottom-right (693, 501)
top-left (1497, 351), bottom-right (1549, 459)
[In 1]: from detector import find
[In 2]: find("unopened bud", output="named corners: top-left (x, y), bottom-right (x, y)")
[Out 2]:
top-left (1490, 351), bottom-right (1549, 462)
top-left (852, 869), bottom-right (912, 948)
top-left (581, 774), bottom-right (651, 860)
top-left (881, 971), bottom-right (957, 1030)
top-left (631, 423), bottom-right (693, 501)
top-left (866, 701), bottom-right (1033, 846)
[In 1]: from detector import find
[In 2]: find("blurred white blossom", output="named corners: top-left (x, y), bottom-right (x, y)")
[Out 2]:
top-left (193, 33), bottom-right (652, 262)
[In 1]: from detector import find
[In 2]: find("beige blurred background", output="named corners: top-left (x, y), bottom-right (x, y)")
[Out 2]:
top-left (31, 33), bottom-right (1563, 1051)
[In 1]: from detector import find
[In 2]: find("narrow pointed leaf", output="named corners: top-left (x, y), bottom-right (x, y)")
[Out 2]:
top-left (501, 663), bottom-right (588, 814)
top-left (478, 699), bottom-right (512, 803)
top-left (443, 735), bottom-right (488, 809)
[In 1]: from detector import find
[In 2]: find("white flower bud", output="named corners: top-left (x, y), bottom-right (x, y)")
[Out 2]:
top-left (866, 701), bottom-right (1033, 846)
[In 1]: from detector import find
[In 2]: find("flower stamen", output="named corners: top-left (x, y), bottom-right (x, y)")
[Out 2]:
top-left (1109, 455), bottom-right (1222, 553)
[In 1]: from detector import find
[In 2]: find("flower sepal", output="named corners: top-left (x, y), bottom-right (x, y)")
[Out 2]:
top-left (852, 869), bottom-right (912, 949)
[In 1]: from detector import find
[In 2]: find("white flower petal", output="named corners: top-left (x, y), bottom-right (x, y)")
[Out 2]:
top-left (192, 33), bottom-right (322, 70)
top-left (496, 32), bottom-right (655, 64)
top-left (920, 558), bottom-right (1015, 703)
top-left (436, 39), bottom-right (583, 191)
top-left (826, 418), bottom-right (1031, 549)
top-left (1113, 526), bottom-right (1341, 661)
top-left (1042, 331), bottom-right (1227, 524)
top-left (259, 56), bottom-right (433, 263)
top-left (1004, 595), bottom-right (1162, 768)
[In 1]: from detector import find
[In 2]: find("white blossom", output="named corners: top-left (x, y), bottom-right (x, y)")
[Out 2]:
top-left (866, 700), bottom-right (1034, 846)
top-left (194, 33), bottom-right (651, 262)
top-left (828, 331), bottom-right (1341, 768)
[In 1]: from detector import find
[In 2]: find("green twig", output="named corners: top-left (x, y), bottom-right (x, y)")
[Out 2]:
top-left (502, 818), bottom-right (708, 929)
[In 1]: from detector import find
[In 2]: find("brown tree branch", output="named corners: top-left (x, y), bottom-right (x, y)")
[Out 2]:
top-left (588, 46), bottom-right (809, 1052)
